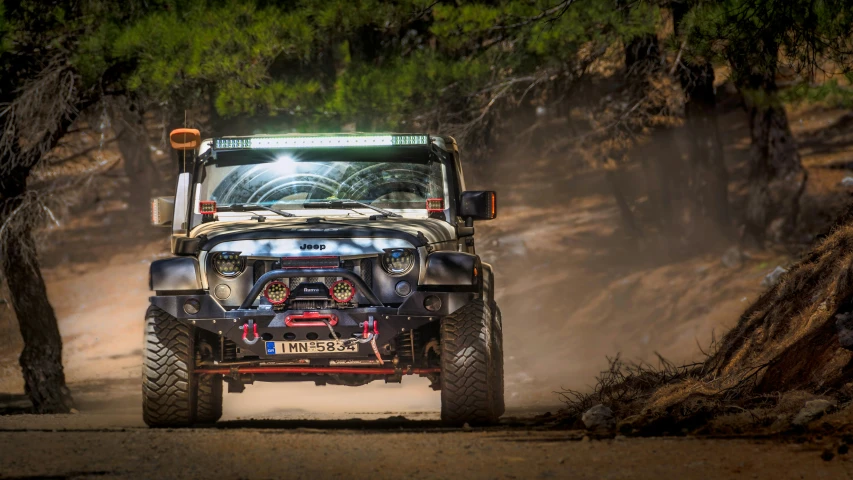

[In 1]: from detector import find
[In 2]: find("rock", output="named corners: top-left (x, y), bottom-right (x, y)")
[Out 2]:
top-left (792, 399), bottom-right (836, 427)
top-left (761, 266), bottom-right (788, 288)
top-left (461, 422), bottom-right (472, 432)
top-left (582, 404), bottom-right (615, 433)
top-left (841, 176), bottom-right (853, 187)
top-left (721, 246), bottom-right (744, 268)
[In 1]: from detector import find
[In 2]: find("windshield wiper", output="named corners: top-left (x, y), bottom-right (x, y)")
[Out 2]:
top-left (218, 203), bottom-right (296, 218)
top-left (303, 200), bottom-right (401, 218)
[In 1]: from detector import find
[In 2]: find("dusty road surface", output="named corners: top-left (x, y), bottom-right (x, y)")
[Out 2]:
top-left (1, 413), bottom-right (852, 480)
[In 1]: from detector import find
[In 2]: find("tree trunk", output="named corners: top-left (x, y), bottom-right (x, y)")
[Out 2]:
top-left (606, 168), bottom-right (642, 239)
top-left (733, 40), bottom-right (806, 247)
top-left (0, 166), bottom-right (73, 413)
top-left (672, 1), bottom-right (731, 238)
top-left (741, 87), bottom-right (806, 246)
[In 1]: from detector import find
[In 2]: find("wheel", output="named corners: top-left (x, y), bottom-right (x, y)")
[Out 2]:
top-left (491, 305), bottom-right (505, 418)
top-left (142, 305), bottom-right (200, 427)
top-left (440, 299), bottom-right (499, 425)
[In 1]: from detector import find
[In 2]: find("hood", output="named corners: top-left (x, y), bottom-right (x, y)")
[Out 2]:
top-left (192, 217), bottom-right (457, 250)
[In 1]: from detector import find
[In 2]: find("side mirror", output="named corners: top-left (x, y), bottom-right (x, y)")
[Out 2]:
top-left (151, 196), bottom-right (175, 226)
top-left (459, 191), bottom-right (497, 223)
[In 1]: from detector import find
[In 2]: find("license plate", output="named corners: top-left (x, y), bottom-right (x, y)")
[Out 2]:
top-left (266, 340), bottom-right (358, 355)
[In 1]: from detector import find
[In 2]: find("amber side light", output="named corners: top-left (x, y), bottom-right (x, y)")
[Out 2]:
top-left (170, 128), bottom-right (201, 150)
top-left (489, 192), bottom-right (497, 219)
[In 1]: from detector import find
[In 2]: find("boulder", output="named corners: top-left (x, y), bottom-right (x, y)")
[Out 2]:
top-left (761, 266), bottom-right (787, 288)
top-left (792, 399), bottom-right (836, 427)
top-left (582, 404), bottom-right (615, 433)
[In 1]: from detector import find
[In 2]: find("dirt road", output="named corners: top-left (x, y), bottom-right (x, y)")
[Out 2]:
top-left (1, 413), bottom-right (850, 480)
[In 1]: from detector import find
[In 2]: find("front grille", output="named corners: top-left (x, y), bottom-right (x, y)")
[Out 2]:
top-left (253, 260), bottom-right (266, 284)
top-left (248, 256), bottom-right (378, 309)
top-left (359, 258), bottom-right (374, 289)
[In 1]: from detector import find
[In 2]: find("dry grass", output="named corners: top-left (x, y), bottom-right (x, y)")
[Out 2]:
top-left (558, 222), bottom-right (853, 434)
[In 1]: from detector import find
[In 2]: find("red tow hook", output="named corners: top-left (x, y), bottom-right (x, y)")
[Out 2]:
top-left (363, 316), bottom-right (383, 365)
top-left (242, 319), bottom-right (260, 345)
top-left (362, 316), bottom-right (379, 338)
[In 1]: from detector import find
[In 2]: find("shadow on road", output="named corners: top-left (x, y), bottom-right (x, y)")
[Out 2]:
top-left (215, 416), bottom-right (448, 431)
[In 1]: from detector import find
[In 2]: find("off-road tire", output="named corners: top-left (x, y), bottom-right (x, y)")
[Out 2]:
top-left (481, 265), bottom-right (505, 418)
top-left (491, 305), bottom-right (505, 418)
top-left (195, 373), bottom-right (223, 424)
top-left (440, 299), bottom-right (498, 425)
top-left (142, 306), bottom-right (197, 427)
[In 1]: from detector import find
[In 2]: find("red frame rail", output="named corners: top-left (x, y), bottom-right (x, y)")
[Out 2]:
top-left (194, 366), bottom-right (441, 375)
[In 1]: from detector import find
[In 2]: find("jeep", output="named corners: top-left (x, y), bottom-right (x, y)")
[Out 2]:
top-left (144, 131), bottom-right (503, 427)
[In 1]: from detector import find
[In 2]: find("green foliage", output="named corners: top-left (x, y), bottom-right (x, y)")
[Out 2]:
top-left (114, 2), bottom-right (315, 112)
top-left (103, 0), bottom-right (664, 130)
top-left (681, 0), bottom-right (853, 83)
top-left (779, 76), bottom-right (853, 108)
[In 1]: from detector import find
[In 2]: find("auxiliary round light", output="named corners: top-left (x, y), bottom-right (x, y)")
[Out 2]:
top-left (263, 281), bottom-right (290, 305)
top-left (395, 280), bottom-right (412, 297)
top-left (423, 295), bottom-right (442, 312)
top-left (212, 252), bottom-right (245, 278)
top-left (213, 284), bottom-right (231, 300)
top-left (183, 298), bottom-right (201, 315)
top-left (381, 248), bottom-right (415, 275)
top-left (330, 279), bottom-right (356, 303)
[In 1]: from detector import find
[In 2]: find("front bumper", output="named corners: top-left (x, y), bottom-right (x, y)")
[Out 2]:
top-left (150, 290), bottom-right (475, 359)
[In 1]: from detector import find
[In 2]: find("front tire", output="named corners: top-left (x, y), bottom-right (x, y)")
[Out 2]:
top-left (142, 306), bottom-right (198, 427)
top-left (490, 305), bottom-right (505, 418)
top-left (195, 370), bottom-right (223, 424)
top-left (440, 300), bottom-right (499, 425)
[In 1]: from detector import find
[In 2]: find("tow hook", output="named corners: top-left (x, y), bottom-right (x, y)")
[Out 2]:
top-left (363, 316), bottom-right (384, 365)
top-left (242, 319), bottom-right (260, 345)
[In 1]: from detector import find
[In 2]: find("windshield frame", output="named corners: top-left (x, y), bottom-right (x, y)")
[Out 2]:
top-left (188, 143), bottom-right (461, 229)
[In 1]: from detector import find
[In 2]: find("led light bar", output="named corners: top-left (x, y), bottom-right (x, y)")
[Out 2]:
top-left (214, 134), bottom-right (429, 150)
top-left (280, 256), bottom-right (341, 269)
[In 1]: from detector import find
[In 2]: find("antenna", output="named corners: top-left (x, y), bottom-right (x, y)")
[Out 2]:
top-left (182, 110), bottom-right (188, 173)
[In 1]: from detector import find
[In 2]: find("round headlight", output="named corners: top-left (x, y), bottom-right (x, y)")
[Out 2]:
top-left (381, 248), bottom-right (415, 275)
top-left (212, 252), bottom-right (245, 278)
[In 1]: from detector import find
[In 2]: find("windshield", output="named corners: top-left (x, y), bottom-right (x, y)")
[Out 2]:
top-left (197, 154), bottom-right (449, 212)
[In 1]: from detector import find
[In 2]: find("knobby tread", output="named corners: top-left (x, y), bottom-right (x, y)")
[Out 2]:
top-left (440, 299), bottom-right (497, 425)
top-left (195, 373), bottom-right (223, 424)
top-left (142, 305), bottom-right (196, 427)
top-left (491, 305), bottom-right (505, 418)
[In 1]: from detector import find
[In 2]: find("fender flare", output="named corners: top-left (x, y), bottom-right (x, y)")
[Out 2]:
top-left (150, 257), bottom-right (202, 293)
top-left (420, 251), bottom-right (481, 292)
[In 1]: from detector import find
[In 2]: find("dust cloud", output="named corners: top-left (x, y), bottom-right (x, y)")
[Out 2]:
top-left (0, 143), bottom-right (765, 419)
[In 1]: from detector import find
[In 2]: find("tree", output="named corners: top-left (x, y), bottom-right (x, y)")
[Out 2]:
top-left (683, 0), bottom-right (853, 246)
top-left (0, 0), bottom-right (151, 413)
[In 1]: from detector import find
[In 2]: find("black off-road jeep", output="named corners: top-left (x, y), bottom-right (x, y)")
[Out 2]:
top-left (145, 131), bottom-right (502, 427)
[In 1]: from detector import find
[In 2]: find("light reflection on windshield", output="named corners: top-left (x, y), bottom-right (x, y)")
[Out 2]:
top-left (200, 157), bottom-right (447, 210)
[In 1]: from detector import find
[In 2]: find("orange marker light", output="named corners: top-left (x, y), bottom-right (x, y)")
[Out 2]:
top-left (170, 128), bottom-right (201, 150)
